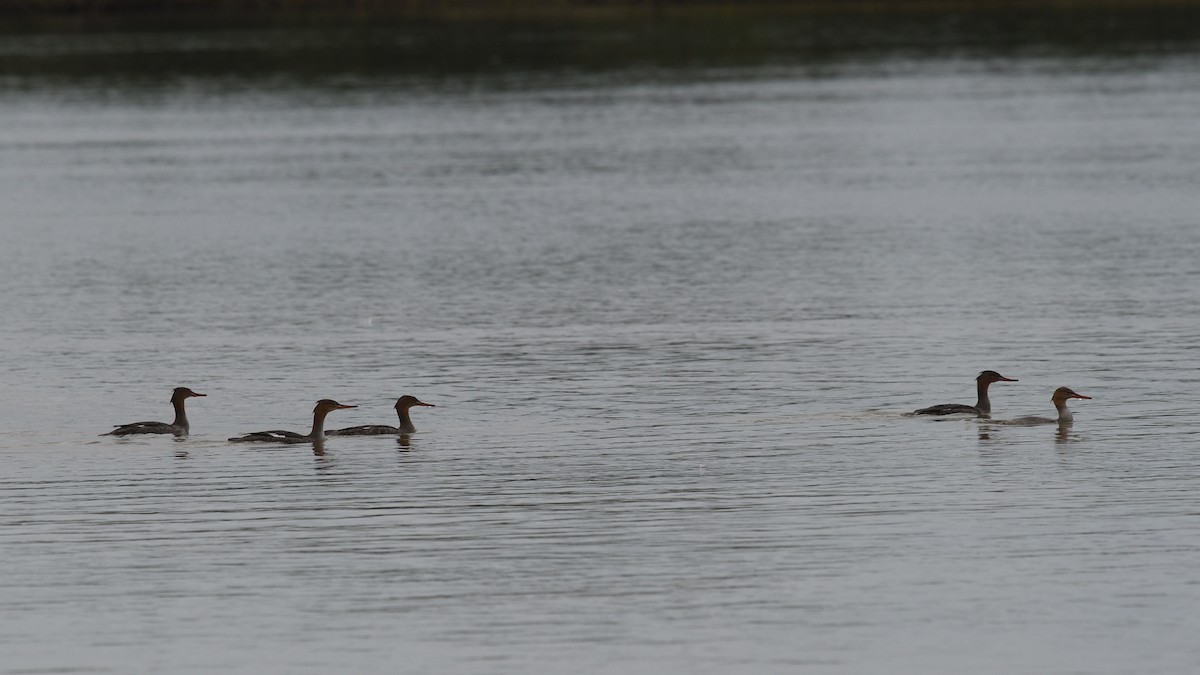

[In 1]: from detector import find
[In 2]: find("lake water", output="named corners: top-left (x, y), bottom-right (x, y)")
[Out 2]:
top-left (2, 17), bottom-right (1200, 674)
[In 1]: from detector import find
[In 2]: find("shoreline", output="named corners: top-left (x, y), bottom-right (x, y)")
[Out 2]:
top-left (5, 0), bottom-right (1200, 31)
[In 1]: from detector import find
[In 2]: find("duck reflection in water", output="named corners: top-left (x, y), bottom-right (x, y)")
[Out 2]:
top-left (312, 440), bottom-right (342, 474)
top-left (977, 420), bottom-right (1083, 445)
top-left (1055, 422), bottom-right (1082, 445)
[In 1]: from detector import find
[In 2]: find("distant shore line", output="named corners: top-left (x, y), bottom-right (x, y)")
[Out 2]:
top-left (6, 0), bottom-right (1200, 29)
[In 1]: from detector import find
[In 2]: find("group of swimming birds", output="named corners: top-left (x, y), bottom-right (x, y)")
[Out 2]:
top-left (909, 370), bottom-right (1090, 425)
top-left (102, 370), bottom-right (1089, 440)
top-left (103, 390), bottom-right (434, 440)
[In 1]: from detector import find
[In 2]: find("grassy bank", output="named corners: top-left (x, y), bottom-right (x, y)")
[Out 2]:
top-left (5, 0), bottom-right (1200, 84)
top-left (5, 0), bottom-right (1200, 30)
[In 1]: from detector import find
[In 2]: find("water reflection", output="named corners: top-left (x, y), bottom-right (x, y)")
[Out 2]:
top-left (1055, 422), bottom-right (1082, 445)
top-left (312, 441), bottom-right (344, 475)
top-left (977, 420), bottom-right (1084, 445)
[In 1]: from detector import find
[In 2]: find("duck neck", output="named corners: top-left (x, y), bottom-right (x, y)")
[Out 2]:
top-left (1054, 399), bottom-right (1074, 424)
top-left (310, 409), bottom-right (331, 440)
top-left (396, 407), bottom-right (416, 434)
top-left (171, 397), bottom-right (190, 431)
top-left (974, 379), bottom-right (992, 415)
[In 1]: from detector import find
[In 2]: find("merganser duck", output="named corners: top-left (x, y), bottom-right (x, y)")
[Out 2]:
top-left (1002, 387), bottom-right (1091, 425)
top-left (104, 387), bottom-right (206, 436)
top-left (228, 399), bottom-right (356, 443)
top-left (911, 370), bottom-right (1018, 417)
top-left (327, 395), bottom-right (435, 436)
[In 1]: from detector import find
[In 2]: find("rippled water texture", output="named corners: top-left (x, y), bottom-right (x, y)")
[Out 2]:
top-left (3, 18), bottom-right (1200, 674)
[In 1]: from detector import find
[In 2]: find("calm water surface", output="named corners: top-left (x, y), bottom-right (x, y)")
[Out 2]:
top-left (2, 25), bottom-right (1200, 674)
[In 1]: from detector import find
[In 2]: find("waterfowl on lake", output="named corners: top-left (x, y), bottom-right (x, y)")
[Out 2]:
top-left (911, 370), bottom-right (1018, 417)
top-left (327, 395), bottom-right (435, 436)
top-left (104, 387), bottom-right (206, 437)
top-left (1001, 387), bottom-right (1091, 425)
top-left (228, 399), bottom-right (356, 443)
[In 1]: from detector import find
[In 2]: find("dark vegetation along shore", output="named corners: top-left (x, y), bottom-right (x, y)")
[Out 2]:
top-left (6, 0), bottom-right (1200, 28)
top-left (3, 1), bottom-right (1200, 84)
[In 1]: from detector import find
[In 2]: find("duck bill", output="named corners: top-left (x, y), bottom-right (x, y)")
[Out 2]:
top-left (415, 401), bottom-right (436, 407)
top-left (998, 376), bottom-right (1018, 382)
top-left (190, 392), bottom-right (207, 397)
top-left (1071, 394), bottom-right (1092, 400)
top-left (336, 404), bottom-right (357, 410)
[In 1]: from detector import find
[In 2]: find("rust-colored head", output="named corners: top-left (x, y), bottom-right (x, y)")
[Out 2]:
top-left (978, 371), bottom-right (1018, 384)
top-left (315, 399), bottom-right (356, 413)
top-left (1052, 387), bottom-right (1091, 402)
top-left (396, 395), bottom-right (435, 410)
top-left (172, 387), bottom-right (206, 401)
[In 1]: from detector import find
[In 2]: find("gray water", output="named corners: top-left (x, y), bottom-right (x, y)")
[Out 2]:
top-left (3, 25), bottom-right (1200, 674)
